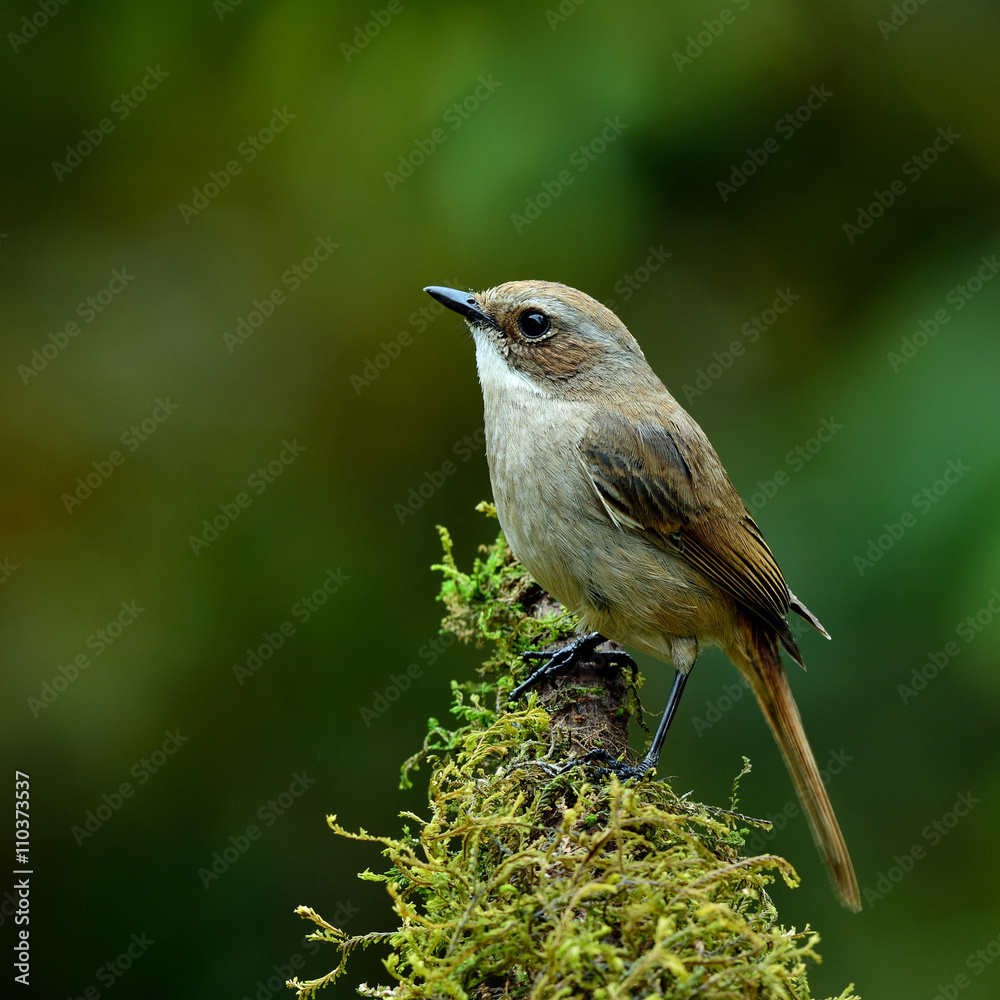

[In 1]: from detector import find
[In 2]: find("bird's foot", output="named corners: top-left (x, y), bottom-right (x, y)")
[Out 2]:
top-left (557, 748), bottom-right (662, 783)
top-left (508, 632), bottom-right (637, 702)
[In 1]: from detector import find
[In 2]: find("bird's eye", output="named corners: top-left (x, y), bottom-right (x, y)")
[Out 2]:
top-left (518, 310), bottom-right (551, 339)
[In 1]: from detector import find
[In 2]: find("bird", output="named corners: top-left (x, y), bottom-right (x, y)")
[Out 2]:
top-left (423, 279), bottom-right (861, 912)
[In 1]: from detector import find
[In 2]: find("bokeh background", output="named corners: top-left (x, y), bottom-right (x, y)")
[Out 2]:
top-left (3, 1), bottom-right (1000, 997)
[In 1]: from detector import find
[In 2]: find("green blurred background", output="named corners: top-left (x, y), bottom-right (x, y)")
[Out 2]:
top-left (3, 1), bottom-right (999, 996)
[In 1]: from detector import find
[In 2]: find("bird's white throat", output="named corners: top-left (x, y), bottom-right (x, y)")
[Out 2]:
top-left (473, 330), bottom-right (548, 400)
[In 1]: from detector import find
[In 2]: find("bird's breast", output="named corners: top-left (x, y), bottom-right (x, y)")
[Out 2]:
top-left (477, 375), bottom-right (736, 659)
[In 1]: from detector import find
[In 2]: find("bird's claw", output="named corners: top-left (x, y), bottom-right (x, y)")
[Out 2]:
top-left (557, 748), bottom-right (657, 782)
top-left (508, 632), bottom-right (637, 702)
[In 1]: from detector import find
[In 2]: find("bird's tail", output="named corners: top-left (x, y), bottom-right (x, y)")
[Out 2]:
top-left (727, 626), bottom-right (861, 912)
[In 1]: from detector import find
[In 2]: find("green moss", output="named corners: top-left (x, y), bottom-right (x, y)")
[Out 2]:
top-left (428, 501), bottom-right (576, 684)
top-left (288, 506), bottom-right (859, 1000)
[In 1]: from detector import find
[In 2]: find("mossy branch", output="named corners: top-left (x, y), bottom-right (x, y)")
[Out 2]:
top-left (288, 503), bottom-right (859, 1000)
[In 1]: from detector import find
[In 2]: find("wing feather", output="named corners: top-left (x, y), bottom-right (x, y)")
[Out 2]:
top-left (580, 407), bottom-right (815, 659)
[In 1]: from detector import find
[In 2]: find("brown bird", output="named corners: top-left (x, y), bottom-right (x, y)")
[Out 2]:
top-left (424, 279), bottom-right (861, 912)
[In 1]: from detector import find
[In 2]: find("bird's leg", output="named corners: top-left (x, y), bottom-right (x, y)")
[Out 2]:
top-left (508, 631), bottom-right (637, 701)
top-left (630, 637), bottom-right (697, 774)
top-left (563, 669), bottom-right (690, 780)
top-left (569, 637), bottom-right (698, 780)
top-left (635, 667), bottom-right (690, 772)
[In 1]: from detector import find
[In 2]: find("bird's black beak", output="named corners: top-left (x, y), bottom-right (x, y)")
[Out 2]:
top-left (424, 285), bottom-right (500, 331)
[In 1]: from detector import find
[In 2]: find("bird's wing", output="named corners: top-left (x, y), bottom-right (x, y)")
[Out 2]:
top-left (579, 408), bottom-right (808, 661)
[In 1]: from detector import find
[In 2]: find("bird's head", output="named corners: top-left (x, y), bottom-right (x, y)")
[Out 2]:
top-left (424, 280), bottom-right (656, 400)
